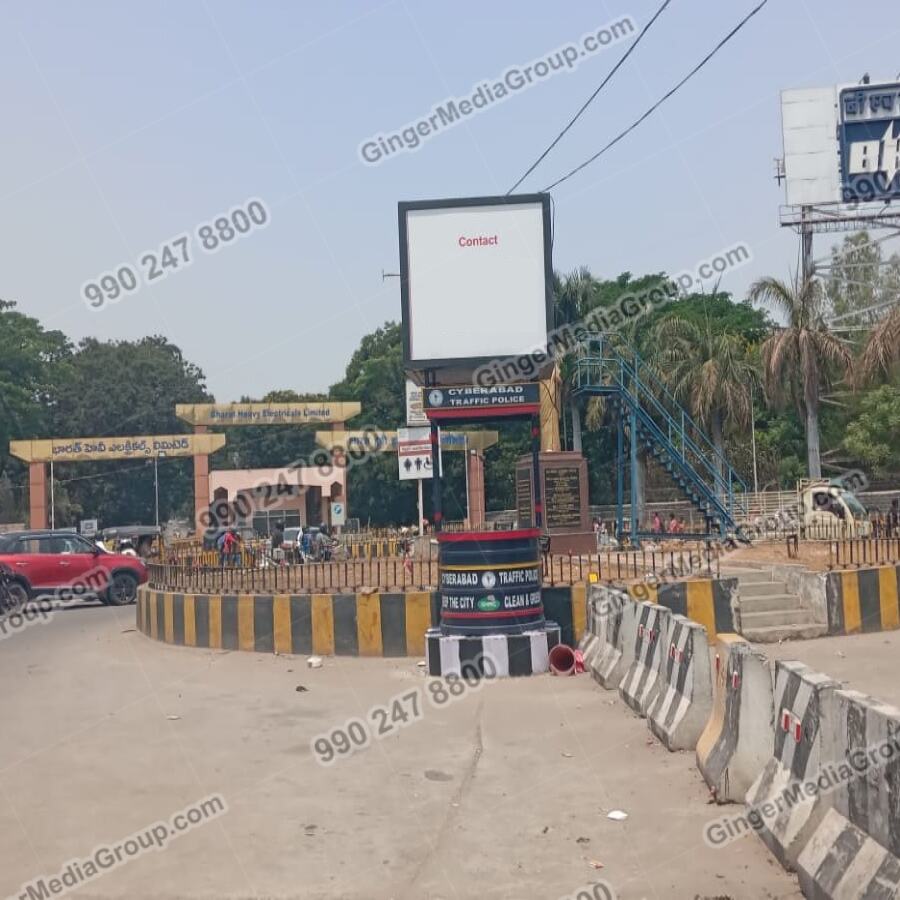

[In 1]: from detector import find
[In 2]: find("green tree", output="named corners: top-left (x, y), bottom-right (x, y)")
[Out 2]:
top-left (219, 389), bottom-right (327, 472)
top-left (827, 231), bottom-right (883, 320)
top-left (0, 301), bottom-right (71, 521)
top-left (48, 336), bottom-right (211, 526)
top-left (651, 315), bottom-right (759, 474)
top-left (859, 306), bottom-right (900, 384)
top-left (843, 385), bottom-right (900, 477)
top-left (330, 322), bottom-right (406, 427)
top-left (748, 276), bottom-right (853, 478)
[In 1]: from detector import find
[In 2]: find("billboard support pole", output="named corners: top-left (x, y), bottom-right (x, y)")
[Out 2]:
top-left (801, 205), bottom-right (814, 282)
top-left (417, 478), bottom-right (424, 535)
top-left (616, 411), bottom-right (625, 540)
top-left (531, 415), bottom-right (542, 530)
top-left (430, 420), bottom-right (442, 533)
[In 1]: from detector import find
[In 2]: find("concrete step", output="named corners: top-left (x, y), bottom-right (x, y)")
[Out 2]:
top-left (739, 593), bottom-right (802, 613)
top-left (721, 567), bottom-right (775, 583)
top-left (739, 580), bottom-right (788, 598)
top-left (740, 608), bottom-right (819, 629)
top-left (743, 623), bottom-right (829, 643)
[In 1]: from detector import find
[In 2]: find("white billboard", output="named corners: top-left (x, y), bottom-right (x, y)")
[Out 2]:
top-left (781, 87), bottom-right (841, 206)
top-left (780, 81), bottom-right (900, 207)
top-left (399, 195), bottom-right (552, 369)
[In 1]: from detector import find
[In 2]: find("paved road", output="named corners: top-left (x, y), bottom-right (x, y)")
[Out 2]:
top-left (754, 628), bottom-right (900, 708)
top-left (0, 603), bottom-right (800, 900)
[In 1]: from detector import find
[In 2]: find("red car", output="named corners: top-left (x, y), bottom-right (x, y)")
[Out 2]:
top-left (0, 530), bottom-right (148, 609)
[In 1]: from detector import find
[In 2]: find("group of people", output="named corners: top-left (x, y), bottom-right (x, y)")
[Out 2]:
top-left (215, 528), bottom-right (244, 566)
top-left (651, 511), bottom-right (689, 536)
top-left (868, 499), bottom-right (900, 538)
top-left (591, 511), bottom-right (691, 543)
top-left (270, 522), bottom-right (333, 563)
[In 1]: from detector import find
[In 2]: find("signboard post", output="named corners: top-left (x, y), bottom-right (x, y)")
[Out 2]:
top-left (397, 427), bottom-right (434, 481)
top-left (397, 426), bottom-right (433, 534)
top-left (330, 501), bottom-right (346, 528)
top-left (398, 193), bottom-right (560, 671)
top-left (80, 519), bottom-right (99, 538)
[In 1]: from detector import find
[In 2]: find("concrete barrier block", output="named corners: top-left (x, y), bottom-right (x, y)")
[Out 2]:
top-left (696, 635), bottom-right (774, 803)
top-left (797, 807), bottom-right (900, 899)
top-left (618, 603), bottom-right (670, 716)
top-left (647, 614), bottom-right (713, 751)
top-left (795, 689), bottom-right (900, 897)
top-left (826, 566), bottom-right (900, 636)
top-left (578, 592), bottom-right (606, 673)
top-left (590, 586), bottom-right (632, 690)
top-left (745, 661), bottom-right (840, 869)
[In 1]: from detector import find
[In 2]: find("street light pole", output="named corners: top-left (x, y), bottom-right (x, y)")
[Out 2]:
top-left (750, 387), bottom-right (759, 496)
top-left (153, 452), bottom-right (167, 528)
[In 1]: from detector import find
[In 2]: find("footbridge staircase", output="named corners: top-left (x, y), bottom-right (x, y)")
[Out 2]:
top-left (573, 336), bottom-right (749, 543)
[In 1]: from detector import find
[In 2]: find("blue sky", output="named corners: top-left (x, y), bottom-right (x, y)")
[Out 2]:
top-left (2, 0), bottom-right (898, 401)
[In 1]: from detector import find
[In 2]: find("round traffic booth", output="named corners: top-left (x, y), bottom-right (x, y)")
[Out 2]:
top-left (437, 529), bottom-right (544, 636)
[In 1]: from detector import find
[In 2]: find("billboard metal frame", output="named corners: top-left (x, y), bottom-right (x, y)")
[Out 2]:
top-left (398, 193), bottom-right (554, 372)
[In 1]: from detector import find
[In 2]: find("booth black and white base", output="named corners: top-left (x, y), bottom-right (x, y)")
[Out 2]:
top-left (425, 622), bottom-right (562, 678)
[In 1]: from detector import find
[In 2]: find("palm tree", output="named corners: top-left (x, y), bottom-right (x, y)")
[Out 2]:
top-left (748, 276), bottom-right (852, 478)
top-left (651, 315), bottom-right (759, 477)
top-left (858, 304), bottom-right (900, 384)
top-left (554, 268), bottom-right (598, 452)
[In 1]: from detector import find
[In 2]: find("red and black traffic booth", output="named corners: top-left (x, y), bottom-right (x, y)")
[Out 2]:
top-left (422, 384), bottom-right (560, 677)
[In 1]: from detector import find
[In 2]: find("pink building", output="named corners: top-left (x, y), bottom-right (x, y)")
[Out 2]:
top-left (207, 466), bottom-right (346, 534)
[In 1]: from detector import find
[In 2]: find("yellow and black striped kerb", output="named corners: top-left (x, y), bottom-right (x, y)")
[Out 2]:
top-left (138, 584), bottom-right (589, 657)
top-left (541, 585), bottom-right (587, 647)
top-left (826, 565), bottom-right (900, 635)
top-left (626, 578), bottom-right (736, 637)
top-left (136, 588), bottom-right (433, 657)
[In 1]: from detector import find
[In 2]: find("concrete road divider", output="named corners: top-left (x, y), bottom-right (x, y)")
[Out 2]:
top-left (647, 614), bottom-right (713, 751)
top-left (577, 593), bottom-right (605, 674)
top-left (138, 585), bottom-right (590, 659)
top-left (825, 565), bottom-right (900, 635)
top-left (797, 689), bottom-right (900, 898)
top-left (696, 635), bottom-right (774, 803)
top-left (137, 587), bottom-right (433, 657)
top-left (619, 603), bottom-right (670, 716)
top-left (543, 584), bottom-right (588, 648)
top-left (745, 661), bottom-right (840, 869)
top-left (589, 586), bottom-right (632, 689)
top-left (628, 577), bottom-right (738, 638)
top-left (796, 807), bottom-right (900, 899)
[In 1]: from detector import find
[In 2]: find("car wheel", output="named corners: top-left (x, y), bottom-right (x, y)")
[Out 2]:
top-left (106, 572), bottom-right (138, 606)
top-left (2, 581), bottom-right (29, 614)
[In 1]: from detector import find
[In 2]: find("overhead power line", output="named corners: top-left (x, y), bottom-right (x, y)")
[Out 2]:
top-left (507, 0), bottom-right (676, 195)
top-left (541, 0), bottom-right (771, 193)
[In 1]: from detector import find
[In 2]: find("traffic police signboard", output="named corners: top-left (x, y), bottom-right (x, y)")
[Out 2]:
top-left (423, 383), bottom-right (540, 419)
top-left (397, 427), bottom-right (433, 481)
